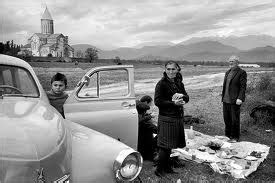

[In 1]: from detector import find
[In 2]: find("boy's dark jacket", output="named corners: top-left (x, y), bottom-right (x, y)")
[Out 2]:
top-left (47, 90), bottom-right (68, 118)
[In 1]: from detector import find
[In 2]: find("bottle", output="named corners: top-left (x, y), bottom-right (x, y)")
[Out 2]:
top-left (189, 126), bottom-right (195, 139)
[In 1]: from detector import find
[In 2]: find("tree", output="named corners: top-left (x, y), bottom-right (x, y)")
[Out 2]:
top-left (5, 41), bottom-right (10, 54)
top-left (0, 40), bottom-right (21, 56)
top-left (85, 48), bottom-right (98, 62)
top-left (114, 56), bottom-right (122, 65)
top-left (76, 50), bottom-right (84, 58)
top-left (0, 43), bottom-right (4, 54)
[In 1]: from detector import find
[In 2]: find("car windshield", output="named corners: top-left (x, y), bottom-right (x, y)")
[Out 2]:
top-left (0, 65), bottom-right (39, 97)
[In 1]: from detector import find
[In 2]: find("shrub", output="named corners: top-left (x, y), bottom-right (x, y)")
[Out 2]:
top-left (246, 73), bottom-right (273, 94)
top-left (242, 72), bottom-right (275, 129)
top-left (257, 74), bottom-right (272, 91)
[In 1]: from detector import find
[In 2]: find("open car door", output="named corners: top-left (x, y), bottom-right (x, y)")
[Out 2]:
top-left (64, 65), bottom-right (138, 149)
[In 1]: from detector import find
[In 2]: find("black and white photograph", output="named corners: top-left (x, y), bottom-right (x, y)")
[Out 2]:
top-left (0, 0), bottom-right (274, 182)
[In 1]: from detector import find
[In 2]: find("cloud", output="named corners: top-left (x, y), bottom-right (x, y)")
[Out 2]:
top-left (0, 0), bottom-right (274, 48)
top-left (129, 3), bottom-right (273, 34)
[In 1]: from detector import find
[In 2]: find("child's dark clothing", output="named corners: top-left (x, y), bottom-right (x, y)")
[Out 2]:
top-left (136, 100), bottom-right (158, 161)
top-left (47, 90), bottom-right (68, 118)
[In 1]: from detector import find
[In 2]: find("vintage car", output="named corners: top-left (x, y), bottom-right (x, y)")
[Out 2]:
top-left (0, 54), bottom-right (142, 183)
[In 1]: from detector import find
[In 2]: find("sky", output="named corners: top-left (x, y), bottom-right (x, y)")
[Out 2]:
top-left (1, 0), bottom-right (275, 50)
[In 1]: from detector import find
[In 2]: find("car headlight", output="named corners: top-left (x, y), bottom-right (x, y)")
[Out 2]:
top-left (53, 174), bottom-right (70, 183)
top-left (113, 149), bottom-right (143, 182)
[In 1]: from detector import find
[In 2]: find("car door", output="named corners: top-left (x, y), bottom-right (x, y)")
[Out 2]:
top-left (64, 65), bottom-right (138, 149)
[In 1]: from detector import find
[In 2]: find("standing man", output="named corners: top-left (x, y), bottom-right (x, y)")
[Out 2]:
top-left (222, 55), bottom-right (247, 142)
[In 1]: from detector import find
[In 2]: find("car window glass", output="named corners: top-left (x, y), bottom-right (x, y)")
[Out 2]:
top-left (18, 69), bottom-right (39, 95)
top-left (78, 72), bottom-right (98, 98)
top-left (77, 69), bottom-right (129, 98)
top-left (0, 65), bottom-right (39, 97)
top-left (2, 69), bottom-right (13, 85)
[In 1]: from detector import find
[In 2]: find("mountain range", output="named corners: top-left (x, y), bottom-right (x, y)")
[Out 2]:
top-left (71, 35), bottom-right (275, 63)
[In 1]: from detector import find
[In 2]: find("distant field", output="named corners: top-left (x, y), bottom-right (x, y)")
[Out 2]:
top-left (31, 61), bottom-right (273, 91)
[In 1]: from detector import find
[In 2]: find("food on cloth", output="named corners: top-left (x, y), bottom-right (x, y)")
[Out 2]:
top-left (217, 151), bottom-right (233, 159)
top-left (198, 146), bottom-right (207, 152)
top-left (245, 156), bottom-right (258, 161)
top-left (216, 162), bottom-right (232, 172)
top-left (223, 149), bottom-right (238, 156)
top-left (208, 149), bottom-right (216, 154)
top-left (250, 151), bottom-right (263, 158)
top-left (230, 162), bottom-right (243, 170)
top-left (214, 135), bottom-right (230, 141)
top-left (207, 139), bottom-right (224, 150)
top-left (217, 151), bottom-right (227, 158)
top-left (230, 150), bottom-right (238, 155)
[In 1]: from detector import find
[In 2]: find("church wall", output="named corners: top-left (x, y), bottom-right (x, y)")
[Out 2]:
top-left (31, 35), bottom-right (40, 56)
top-left (47, 38), bottom-right (57, 44)
top-left (40, 47), bottom-right (50, 57)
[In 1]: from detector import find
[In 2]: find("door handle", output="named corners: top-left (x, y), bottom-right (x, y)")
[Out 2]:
top-left (122, 102), bottom-right (136, 107)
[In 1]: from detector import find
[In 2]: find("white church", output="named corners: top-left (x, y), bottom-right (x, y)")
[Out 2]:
top-left (22, 7), bottom-right (74, 57)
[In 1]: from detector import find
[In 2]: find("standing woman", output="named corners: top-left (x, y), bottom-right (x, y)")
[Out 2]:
top-left (154, 61), bottom-right (189, 176)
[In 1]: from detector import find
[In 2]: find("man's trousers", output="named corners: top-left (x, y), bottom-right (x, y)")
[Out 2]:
top-left (223, 102), bottom-right (241, 140)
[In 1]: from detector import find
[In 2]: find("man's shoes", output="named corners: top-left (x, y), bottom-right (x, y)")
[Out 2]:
top-left (154, 169), bottom-right (166, 177)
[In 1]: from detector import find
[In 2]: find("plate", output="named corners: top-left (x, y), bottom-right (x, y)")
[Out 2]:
top-left (245, 156), bottom-right (258, 161)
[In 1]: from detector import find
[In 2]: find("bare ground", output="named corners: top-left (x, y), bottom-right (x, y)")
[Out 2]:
top-left (134, 86), bottom-right (275, 183)
top-left (32, 62), bottom-right (275, 182)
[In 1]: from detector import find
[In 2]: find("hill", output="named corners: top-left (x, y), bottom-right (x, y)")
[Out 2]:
top-left (98, 45), bottom-right (169, 60)
top-left (156, 41), bottom-right (239, 59)
top-left (238, 46), bottom-right (275, 62)
top-left (100, 41), bottom-right (241, 61)
top-left (178, 45), bottom-right (275, 62)
top-left (179, 35), bottom-right (275, 50)
top-left (75, 38), bottom-right (275, 63)
top-left (71, 44), bottom-right (100, 53)
top-left (133, 41), bottom-right (175, 48)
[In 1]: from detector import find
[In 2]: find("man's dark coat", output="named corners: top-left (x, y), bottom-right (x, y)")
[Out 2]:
top-left (222, 67), bottom-right (247, 103)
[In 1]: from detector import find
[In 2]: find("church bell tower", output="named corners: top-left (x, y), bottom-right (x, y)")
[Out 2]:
top-left (41, 6), bottom-right (54, 34)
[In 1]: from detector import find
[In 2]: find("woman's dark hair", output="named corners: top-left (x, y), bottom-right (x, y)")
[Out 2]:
top-left (140, 95), bottom-right (153, 104)
top-left (51, 72), bottom-right (67, 87)
top-left (164, 60), bottom-right (181, 71)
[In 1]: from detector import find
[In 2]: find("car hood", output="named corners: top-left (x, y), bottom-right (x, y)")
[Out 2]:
top-left (0, 98), bottom-right (66, 160)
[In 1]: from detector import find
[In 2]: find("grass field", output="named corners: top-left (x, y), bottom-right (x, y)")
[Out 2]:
top-left (32, 61), bottom-right (275, 182)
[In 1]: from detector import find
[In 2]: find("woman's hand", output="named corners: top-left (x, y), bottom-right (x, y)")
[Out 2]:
top-left (172, 93), bottom-right (184, 101)
top-left (174, 98), bottom-right (185, 106)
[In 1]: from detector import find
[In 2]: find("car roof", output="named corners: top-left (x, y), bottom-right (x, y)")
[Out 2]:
top-left (0, 54), bottom-right (33, 71)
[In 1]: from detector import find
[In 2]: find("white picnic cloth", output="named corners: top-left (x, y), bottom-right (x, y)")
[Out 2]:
top-left (171, 129), bottom-right (270, 179)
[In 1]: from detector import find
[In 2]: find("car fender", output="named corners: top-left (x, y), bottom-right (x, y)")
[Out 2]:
top-left (68, 121), bottom-right (133, 182)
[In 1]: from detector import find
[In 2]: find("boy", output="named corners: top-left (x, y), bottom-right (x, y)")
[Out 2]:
top-left (136, 95), bottom-right (158, 161)
top-left (47, 72), bottom-right (68, 118)
top-left (140, 95), bottom-right (153, 106)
